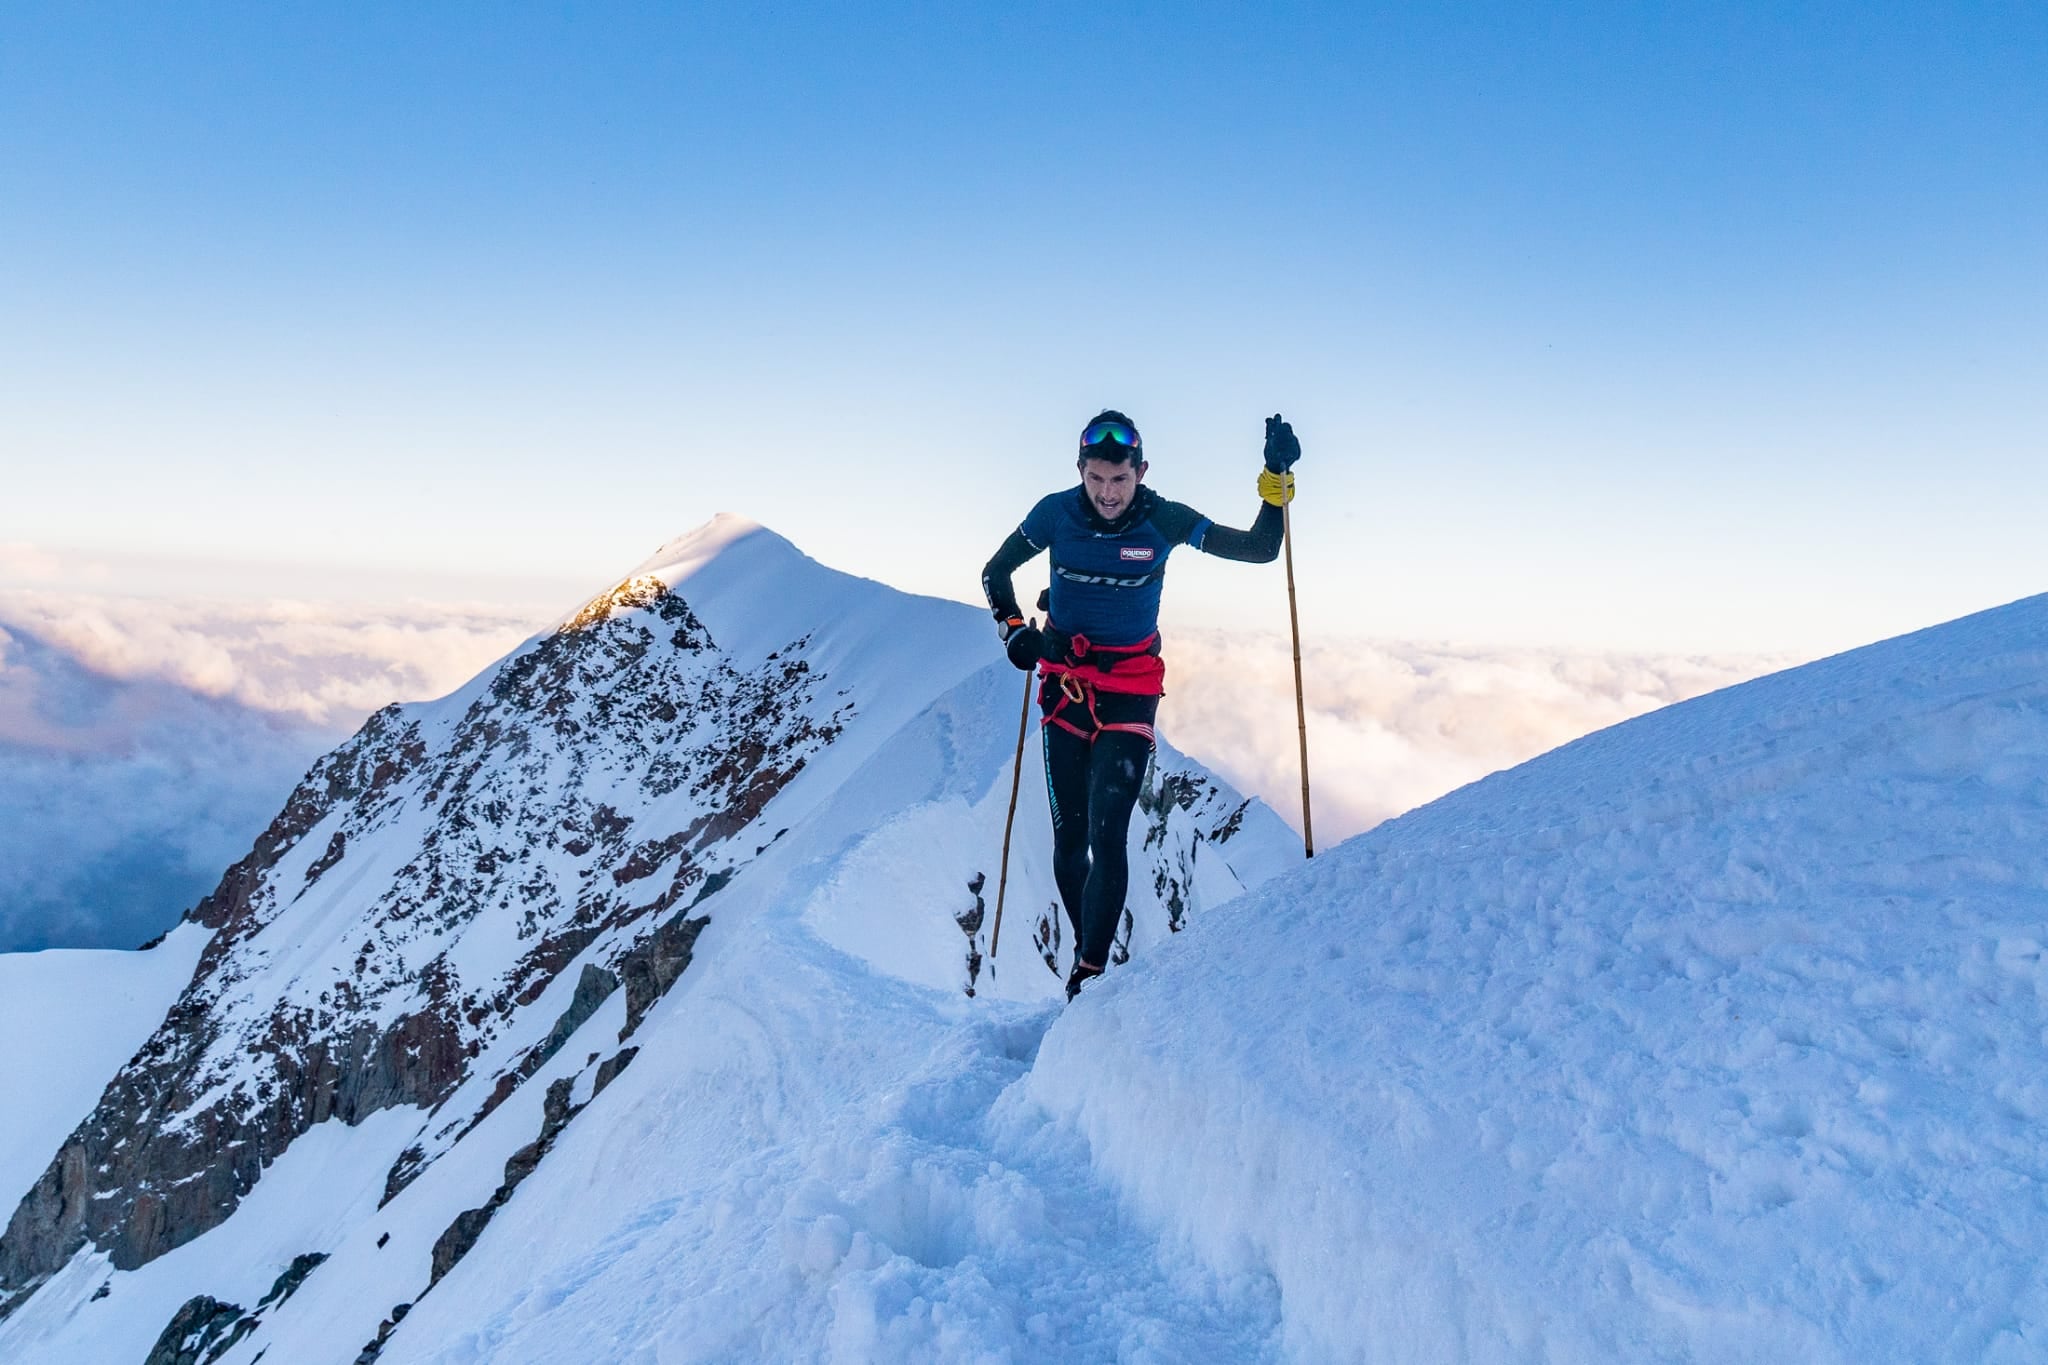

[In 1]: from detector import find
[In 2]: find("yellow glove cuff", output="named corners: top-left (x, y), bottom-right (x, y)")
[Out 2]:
top-left (1258, 468), bottom-right (1295, 507)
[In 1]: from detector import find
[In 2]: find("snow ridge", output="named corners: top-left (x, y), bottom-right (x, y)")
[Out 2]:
top-left (1035, 592), bottom-right (2048, 1363)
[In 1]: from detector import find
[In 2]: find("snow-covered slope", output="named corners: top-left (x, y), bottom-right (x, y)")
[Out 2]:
top-left (0, 517), bottom-right (1296, 1363)
top-left (1035, 591), bottom-right (2048, 1363)
top-left (0, 924), bottom-right (207, 1212)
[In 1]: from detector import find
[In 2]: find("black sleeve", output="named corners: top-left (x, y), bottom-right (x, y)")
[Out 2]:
top-left (1197, 502), bottom-right (1283, 562)
top-left (980, 529), bottom-right (1042, 621)
top-left (1154, 497), bottom-right (1282, 563)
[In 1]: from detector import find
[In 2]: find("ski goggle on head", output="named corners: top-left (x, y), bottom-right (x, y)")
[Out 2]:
top-left (1079, 419), bottom-right (1142, 456)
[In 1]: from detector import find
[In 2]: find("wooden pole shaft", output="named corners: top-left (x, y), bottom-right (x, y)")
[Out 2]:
top-left (1283, 500), bottom-right (1314, 858)
top-left (989, 664), bottom-right (1036, 957)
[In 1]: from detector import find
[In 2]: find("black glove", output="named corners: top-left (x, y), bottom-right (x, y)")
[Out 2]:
top-left (1263, 414), bottom-right (1301, 473)
top-left (1004, 626), bottom-right (1044, 671)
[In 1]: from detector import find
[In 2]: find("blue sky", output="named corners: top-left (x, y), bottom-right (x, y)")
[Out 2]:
top-left (3, 1), bottom-right (2042, 651)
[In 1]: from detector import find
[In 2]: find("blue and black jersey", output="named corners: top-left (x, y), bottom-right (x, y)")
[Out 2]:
top-left (981, 485), bottom-right (1282, 648)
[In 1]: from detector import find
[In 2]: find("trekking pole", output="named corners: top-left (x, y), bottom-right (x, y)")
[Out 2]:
top-left (1283, 500), bottom-right (1314, 857)
top-left (988, 649), bottom-right (1036, 960)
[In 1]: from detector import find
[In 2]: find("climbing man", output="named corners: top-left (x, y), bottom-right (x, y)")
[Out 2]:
top-left (981, 410), bottom-right (1302, 1000)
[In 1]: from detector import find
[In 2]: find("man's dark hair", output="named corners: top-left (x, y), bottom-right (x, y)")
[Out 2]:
top-left (1077, 409), bottom-right (1145, 467)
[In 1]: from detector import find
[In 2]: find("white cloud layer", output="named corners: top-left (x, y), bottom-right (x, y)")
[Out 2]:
top-left (1159, 629), bottom-right (1799, 845)
top-left (0, 592), bottom-right (543, 735)
top-left (0, 593), bottom-right (546, 951)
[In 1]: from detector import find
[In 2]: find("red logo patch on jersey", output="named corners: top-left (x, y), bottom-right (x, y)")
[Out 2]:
top-left (1119, 546), bottom-right (1156, 562)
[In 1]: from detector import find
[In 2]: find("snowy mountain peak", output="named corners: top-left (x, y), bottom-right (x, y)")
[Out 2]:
top-left (551, 516), bottom-right (797, 636)
top-left (630, 511), bottom-right (772, 575)
top-left (621, 514), bottom-right (797, 596)
top-left (585, 515), bottom-right (933, 672)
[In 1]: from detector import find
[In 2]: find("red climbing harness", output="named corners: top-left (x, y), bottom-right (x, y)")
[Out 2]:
top-left (1038, 629), bottom-right (1164, 742)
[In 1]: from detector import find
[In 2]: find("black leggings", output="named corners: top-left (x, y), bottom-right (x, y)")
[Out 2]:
top-left (1040, 684), bottom-right (1158, 971)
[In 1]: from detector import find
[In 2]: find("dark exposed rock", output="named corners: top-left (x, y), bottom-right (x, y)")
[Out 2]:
top-left (381, 1146), bottom-right (427, 1207)
top-left (1139, 768), bottom-right (1201, 850)
top-left (353, 1301), bottom-right (411, 1363)
top-left (536, 1073), bottom-right (579, 1141)
top-left (497, 1077), bottom-right (580, 1195)
top-left (1209, 799), bottom-right (1250, 843)
top-left (614, 831), bottom-right (689, 886)
top-left (1034, 905), bottom-right (1062, 976)
top-left (143, 1294), bottom-right (244, 1365)
top-left (619, 912), bottom-right (710, 1040)
top-left (960, 872), bottom-right (987, 931)
top-left (428, 1205), bottom-right (497, 1288)
top-left (304, 830), bottom-right (349, 888)
top-left (957, 874), bottom-right (987, 996)
top-left (1153, 868), bottom-right (1189, 934)
top-left (592, 1047), bottom-right (639, 1096)
top-left (543, 964), bottom-right (620, 1064)
top-left (256, 1251), bottom-right (327, 1309)
top-left (507, 925), bottom-right (608, 1010)
top-left (500, 1138), bottom-right (545, 1192)
top-left (690, 866), bottom-right (736, 907)
top-left (1141, 765), bottom-right (1238, 934)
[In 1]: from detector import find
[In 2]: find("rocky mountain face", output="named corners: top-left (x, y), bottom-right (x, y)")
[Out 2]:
top-left (0, 519), bottom-right (1297, 1360)
top-left (0, 566), bottom-right (835, 1300)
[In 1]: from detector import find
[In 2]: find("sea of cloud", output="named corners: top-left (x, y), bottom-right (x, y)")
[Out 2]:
top-left (0, 593), bottom-right (541, 952)
top-left (1159, 628), bottom-right (1798, 844)
top-left (0, 592), bottom-right (546, 732)
top-left (0, 589), bottom-right (1793, 951)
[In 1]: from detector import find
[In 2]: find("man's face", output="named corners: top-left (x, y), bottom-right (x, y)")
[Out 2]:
top-left (1080, 456), bottom-right (1147, 521)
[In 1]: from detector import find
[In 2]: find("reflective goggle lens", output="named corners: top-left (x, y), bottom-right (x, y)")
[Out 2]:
top-left (1080, 420), bottom-right (1141, 451)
